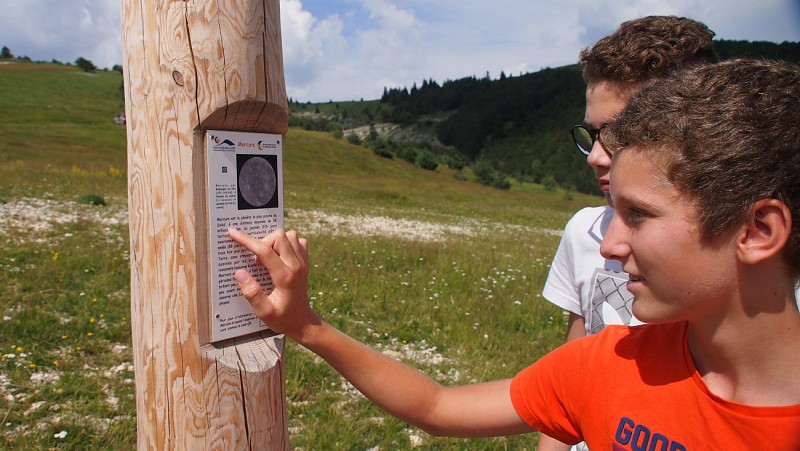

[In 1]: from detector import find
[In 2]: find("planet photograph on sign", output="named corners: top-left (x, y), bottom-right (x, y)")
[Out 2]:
top-left (236, 154), bottom-right (279, 209)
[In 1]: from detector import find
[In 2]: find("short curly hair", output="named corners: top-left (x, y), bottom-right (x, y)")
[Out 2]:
top-left (604, 58), bottom-right (800, 276)
top-left (580, 16), bottom-right (717, 85)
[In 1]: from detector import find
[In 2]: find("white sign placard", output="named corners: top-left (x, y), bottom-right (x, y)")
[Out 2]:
top-left (204, 130), bottom-right (283, 342)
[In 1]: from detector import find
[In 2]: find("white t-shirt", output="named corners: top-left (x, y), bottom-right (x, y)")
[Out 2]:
top-left (543, 206), bottom-right (643, 334)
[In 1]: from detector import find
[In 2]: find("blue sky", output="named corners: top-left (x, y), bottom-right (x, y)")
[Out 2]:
top-left (2, 0), bottom-right (799, 102)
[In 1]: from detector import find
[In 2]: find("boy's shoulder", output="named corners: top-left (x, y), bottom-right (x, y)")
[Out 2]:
top-left (594, 322), bottom-right (685, 342)
top-left (581, 322), bottom-right (687, 363)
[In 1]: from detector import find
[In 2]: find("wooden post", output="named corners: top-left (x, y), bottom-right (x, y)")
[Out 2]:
top-left (120, 1), bottom-right (289, 449)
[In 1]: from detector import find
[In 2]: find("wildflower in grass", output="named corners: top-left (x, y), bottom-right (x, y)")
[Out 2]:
top-left (109, 165), bottom-right (124, 177)
top-left (87, 332), bottom-right (93, 337)
top-left (89, 317), bottom-right (95, 324)
top-left (51, 252), bottom-right (58, 262)
top-left (54, 430), bottom-right (68, 439)
top-left (28, 363), bottom-right (36, 369)
top-left (15, 346), bottom-right (22, 353)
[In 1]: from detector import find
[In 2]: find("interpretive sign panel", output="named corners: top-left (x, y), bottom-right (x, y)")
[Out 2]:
top-left (197, 130), bottom-right (283, 343)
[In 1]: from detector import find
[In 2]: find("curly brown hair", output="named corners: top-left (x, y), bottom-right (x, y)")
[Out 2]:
top-left (604, 58), bottom-right (800, 276)
top-left (580, 15), bottom-right (717, 85)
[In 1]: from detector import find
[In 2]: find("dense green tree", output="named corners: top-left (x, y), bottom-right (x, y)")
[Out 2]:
top-left (542, 175), bottom-right (557, 191)
top-left (75, 57), bottom-right (96, 72)
top-left (346, 133), bottom-right (361, 145)
top-left (1, 46), bottom-right (12, 59)
top-left (416, 150), bottom-right (438, 171)
top-left (473, 160), bottom-right (510, 190)
top-left (530, 159), bottom-right (544, 183)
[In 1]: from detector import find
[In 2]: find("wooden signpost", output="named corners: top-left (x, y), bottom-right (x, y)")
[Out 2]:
top-left (121, 1), bottom-right (289, 448)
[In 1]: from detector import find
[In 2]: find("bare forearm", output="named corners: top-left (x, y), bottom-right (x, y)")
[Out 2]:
top-left (228, 228), bottom-right (533, 437)
top-left (297, 319), bottom-right (532, 437)
top-left (298, 319), bottom-right (445, 429)
top-left (565, 313), bottom-right (586, 342)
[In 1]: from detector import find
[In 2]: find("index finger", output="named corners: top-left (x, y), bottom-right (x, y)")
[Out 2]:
top-left (228, 228), bottom-right (302, 272)
top-left (227, 227), bottom-right (268, 254)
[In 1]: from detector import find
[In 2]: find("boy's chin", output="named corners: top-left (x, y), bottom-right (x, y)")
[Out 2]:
top-left (631, 299), bottom-right (680, 325)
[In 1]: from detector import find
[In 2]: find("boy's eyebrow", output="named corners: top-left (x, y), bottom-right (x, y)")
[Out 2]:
top-left (611, 188), bottom-right (663, 212)
top-left (582, 120), bottom-right (607, 129)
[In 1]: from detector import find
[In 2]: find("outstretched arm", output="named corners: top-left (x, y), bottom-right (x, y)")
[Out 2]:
top-left (228, 228), bottom-right (534, 438)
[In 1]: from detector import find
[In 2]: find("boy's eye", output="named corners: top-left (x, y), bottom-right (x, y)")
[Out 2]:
top-left (621, 207), bottom-right (648, 226)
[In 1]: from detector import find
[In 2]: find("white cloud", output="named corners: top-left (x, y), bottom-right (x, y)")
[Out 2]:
top-left (1, 0), bottom-right (798, 101)
top-left (0, 0), bottom-right (121, 68)
top-left (280, 0), bottom-right (347, 88)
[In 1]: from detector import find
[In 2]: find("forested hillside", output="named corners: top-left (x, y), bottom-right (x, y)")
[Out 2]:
top-left (293, 39), bottom-right (800, 195)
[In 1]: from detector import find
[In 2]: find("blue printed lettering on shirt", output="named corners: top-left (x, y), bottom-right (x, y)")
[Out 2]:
top-left (614, 416), bottom-right (686, 451)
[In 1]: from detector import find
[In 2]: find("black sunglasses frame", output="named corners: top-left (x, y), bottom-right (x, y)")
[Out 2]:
top-left (570, 125), bottom-right (613, 158)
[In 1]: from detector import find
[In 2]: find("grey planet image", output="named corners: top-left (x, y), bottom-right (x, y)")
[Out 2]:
top-left (238, 156), bottom-right (277, 207)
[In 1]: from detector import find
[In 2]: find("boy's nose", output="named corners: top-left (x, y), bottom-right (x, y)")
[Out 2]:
top-left (600, 212), bottom-right (629, 262)
top-left (587, 140), bottom-right (612, 169)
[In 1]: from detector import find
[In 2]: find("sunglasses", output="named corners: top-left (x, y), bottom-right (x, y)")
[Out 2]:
top-left (570, 125), bottom-right (613, 159)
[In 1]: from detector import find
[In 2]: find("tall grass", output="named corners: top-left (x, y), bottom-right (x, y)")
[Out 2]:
top-left (0, 62), bottom-right (602, 449)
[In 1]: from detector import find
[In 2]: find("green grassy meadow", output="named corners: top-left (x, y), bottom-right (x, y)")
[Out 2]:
top-left (0, 61), bottom-right (602, 449)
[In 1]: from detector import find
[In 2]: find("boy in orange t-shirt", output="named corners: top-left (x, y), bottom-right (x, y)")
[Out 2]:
top-left (511, 58), bottom-right (800, 449)
top-left (229, 58), bottom-right (800, 449)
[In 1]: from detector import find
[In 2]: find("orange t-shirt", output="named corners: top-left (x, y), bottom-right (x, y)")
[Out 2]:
top-left (510, 322), bottom-right (800, 450)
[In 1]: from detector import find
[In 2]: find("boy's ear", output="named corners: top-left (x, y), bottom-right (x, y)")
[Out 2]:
top-left (737, 199), bottom-right (792, 265)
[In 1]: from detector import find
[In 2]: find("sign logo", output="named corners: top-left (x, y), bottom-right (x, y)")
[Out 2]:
top-left (258, 140), bottom-right (277, 150)
top-left (210, 135), bottom-right (236, 152)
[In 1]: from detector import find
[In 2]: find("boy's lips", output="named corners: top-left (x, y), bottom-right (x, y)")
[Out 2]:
top-left (626, 273), bottom-right (645, 291)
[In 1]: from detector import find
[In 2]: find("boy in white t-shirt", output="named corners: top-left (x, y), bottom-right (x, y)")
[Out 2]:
top-left (542, 15), bottom-right (717, 340)
top-left (538, 16), bottom-right (718, 451)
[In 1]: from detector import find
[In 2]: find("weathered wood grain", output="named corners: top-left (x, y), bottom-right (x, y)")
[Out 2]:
top-left (121, 0), bottom-right (288, 448)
